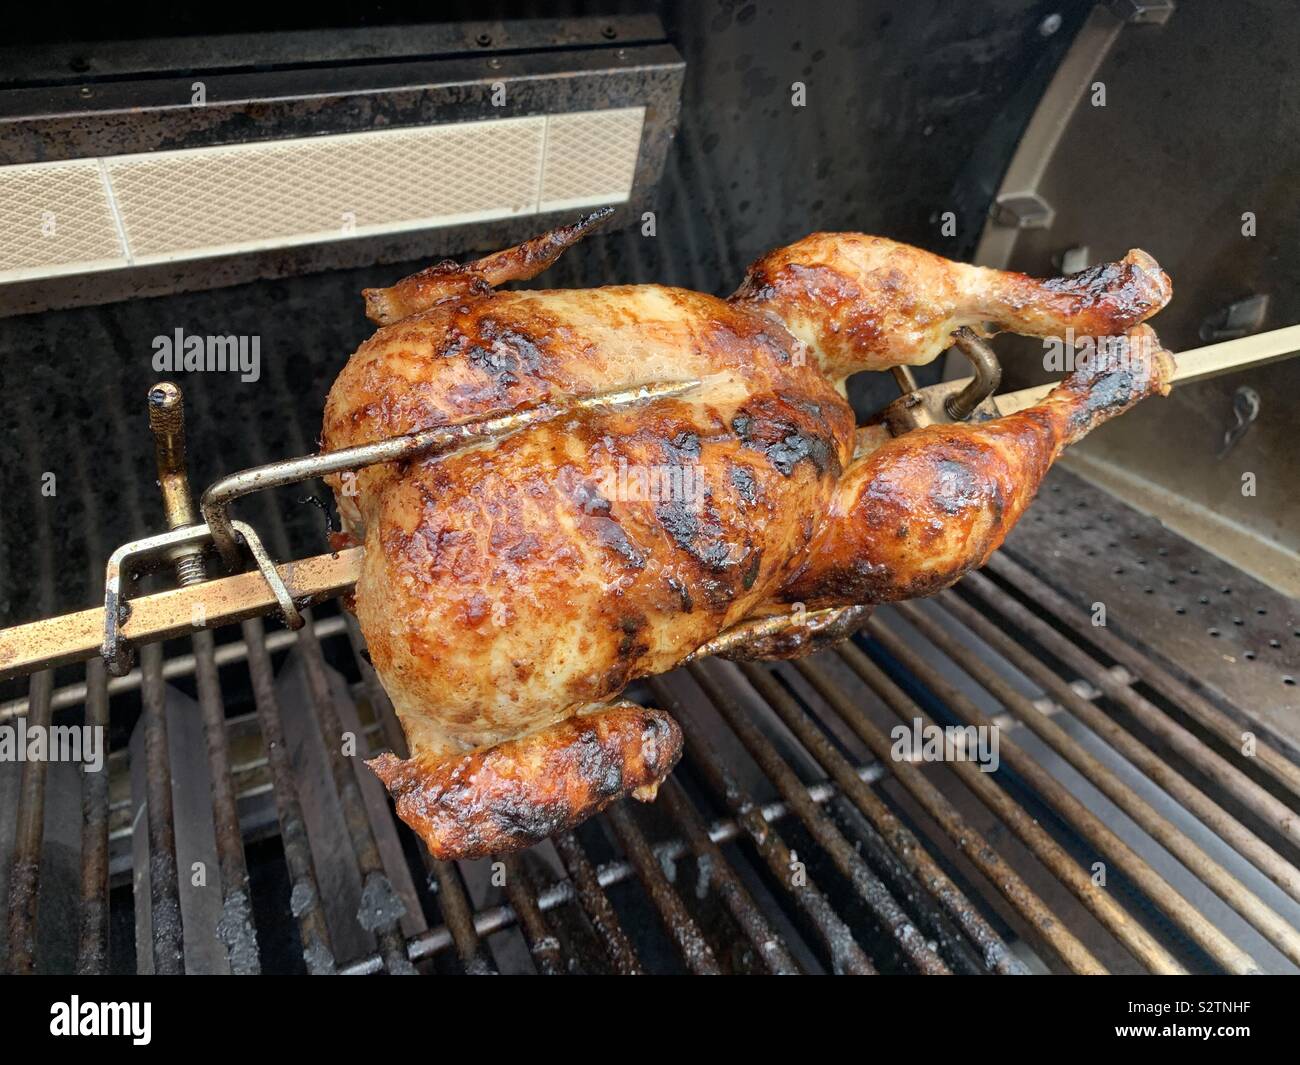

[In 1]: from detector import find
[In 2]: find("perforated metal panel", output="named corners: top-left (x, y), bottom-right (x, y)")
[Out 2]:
top-left (108, 117), bottom-right (548, 262)
top-left (541, 108), bottom-right (645, 212)
top-left (0, 160), bottom-right (128, 280)
top-left (0, 108), bottom-right (645, 283)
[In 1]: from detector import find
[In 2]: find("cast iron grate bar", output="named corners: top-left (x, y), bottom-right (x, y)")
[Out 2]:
top-left (648, 676), bottom-right (877, 975)
top-left (140, 642), bottom-right (183, 974)
top-left (5, 670), bottom-right (53, 974)
top-left (552, 829), bottom-right (643, 975)
top-left (946, 577), bottom-right (1300, 906)
top-left (925, 588), bottom-right (1300, 964)
top-left (686, 659), bottom-right (951, 975)
top-left (791, 653), bottom-right (1112, 974)
top-left (242, 616), bottom-right (336, 974)
top-left (76, 658), bottom-right (110, 974)
top-left (654, 775), bottom-right (801, 975)
top-left (734, 660), bottom-right (1025, 975)
top-left (193, 628), bottom-right (260, 973)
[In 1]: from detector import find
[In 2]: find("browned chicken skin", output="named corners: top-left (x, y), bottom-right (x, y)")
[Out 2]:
top-left (369, 703), bottom-right (682, 860)
top-left (779, 324), bottom-right (1174, 609)
top-left (322, 211), bottom-right (1173, 859)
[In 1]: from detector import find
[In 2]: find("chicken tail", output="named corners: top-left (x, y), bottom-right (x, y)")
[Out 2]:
top-left (362, 207), bottom-right (614, 326)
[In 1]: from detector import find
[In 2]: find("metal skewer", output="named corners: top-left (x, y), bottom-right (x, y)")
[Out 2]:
top-left (202, 378), bottom-right (702, 570)
top-left (0, 377), bottom-right (700, 680)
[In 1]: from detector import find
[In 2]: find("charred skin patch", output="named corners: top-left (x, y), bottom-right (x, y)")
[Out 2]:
top-left (617, 612), bottom-right (648, 657)
top-left (1067, 369), bottom-right (1135, 436)
top-left (477, 318), bottom-right (546, 373)
top-left (668, 430), bottom-right (702, 460)
top-left (766, 432), bottom-right (833, 477)
top-left (666, 575), bottom-right (694, 612)
top-left (491, 524), bottom-right (540, 561)
top-left (729, 464), bottom-right (758, 504)
top-left (602, 660), bottom-right (635, 693)
top-left (1041, 261), bottom-right (1162, 329)
top-left (655, 497), bottom-right (731, 569)
top-left (730, 395), bottom-right (841, 479)
top-left (929, 454), bottom-right (984, 516)
top-left (464, 592), bottom-right (492, 626)
top-left (453, 319), bottom-right (552, 402)
top-left (589, 515), bottom-right (647, 570)
top-left (321, 298), bottom-right (575, 449)
top-left (569, 477), bottom-right (612, 515)
top-left (466, 342), bottom-right (517, 383)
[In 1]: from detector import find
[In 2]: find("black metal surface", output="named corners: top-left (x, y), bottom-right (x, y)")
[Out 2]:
top-left (0, 15), bottom-right (671, 86)
top-left (0, 47), bottom-right (676, 165)
top-left (1003, 467), bottom-right (1300, 732)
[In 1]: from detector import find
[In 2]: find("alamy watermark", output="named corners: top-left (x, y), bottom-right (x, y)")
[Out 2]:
top-left (50, 997), bottom-right (151, 1045)
top-left (1042, 328), bottom-right (1160, 375)
top-left (589, 459), bottom-right (706, 513)
top-left (152, 327), bottom-right (260, 383)
top-left (890, 717), bottom-right (1000, 773)
top-left (0, 718), bottom-right (104, 772)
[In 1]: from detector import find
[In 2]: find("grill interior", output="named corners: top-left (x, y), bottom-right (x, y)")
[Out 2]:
top-left (3, 2), bottom-right (1299, 979)
top-left (5, 471), bottom-right (1299, 974)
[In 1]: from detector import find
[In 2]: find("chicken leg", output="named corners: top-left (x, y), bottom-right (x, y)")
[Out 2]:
top-left (774, 323), bottom-right (1174, 609)
top-left (734, 231), bottom-right (1171, 380)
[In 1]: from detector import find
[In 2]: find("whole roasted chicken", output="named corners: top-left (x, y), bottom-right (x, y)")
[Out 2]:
top-left (322, 210), bottom-right (1173, 859)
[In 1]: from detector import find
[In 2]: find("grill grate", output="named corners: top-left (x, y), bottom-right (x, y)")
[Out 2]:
top-left (5, 525), bottom-right (1300, 974)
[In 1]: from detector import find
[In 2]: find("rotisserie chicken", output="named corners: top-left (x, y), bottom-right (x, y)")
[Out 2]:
top-left (321, 210), bottom-right (1174, 859)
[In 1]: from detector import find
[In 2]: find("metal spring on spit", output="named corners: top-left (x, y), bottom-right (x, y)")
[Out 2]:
top-left (172, 552), bottom-right (207, 588)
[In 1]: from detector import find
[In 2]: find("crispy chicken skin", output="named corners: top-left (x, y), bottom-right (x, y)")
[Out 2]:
top-left (325, 290), bottom-right (855, 758)
top-left (322, 212), bottom-right (1173, 858)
